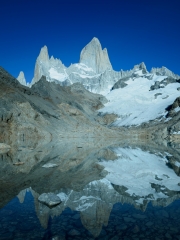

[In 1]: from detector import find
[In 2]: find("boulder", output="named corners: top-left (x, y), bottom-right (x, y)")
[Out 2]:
top-left (0, 143), bottom-right (11, 153)
top-left (38, 193), bottom-right (61, 208)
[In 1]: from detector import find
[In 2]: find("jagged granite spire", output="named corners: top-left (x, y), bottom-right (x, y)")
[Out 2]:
top-left (79, 37), bottom-right (112, 73)
top-left (38, 45), bottom-right (49, 62)
top-left (29, 39), bottom-right (180, 95)
top-left (30, 45), bottom-right (68, 86)
top-left (31, 46), bottom-right (50, 85)
top-left (17, 71), bottom-right (26, 86)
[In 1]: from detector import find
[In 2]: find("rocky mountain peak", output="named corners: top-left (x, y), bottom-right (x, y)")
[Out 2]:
top-left (79, 37), bottom-right (112, 73)
top-left (103, 48), bottom-right (108, 53)
top-left (139, 62), bottom-right (147, 71)
top-left (17, 71), bottom-right (26, 86)
top-left (150, 66), bottom-right (180, 79)
top-left (49, 56), bottom-right (64, 68)
top-left (31, 46), bottom-right (51, 85)
top-left (133, 62), bottom-right (147, 73)
top-left (50, 56), bottom-right (55, 61)
top-left (91, 37), bottom-right (101, 45)
top-left (38, 45), bottom-right (49, 63)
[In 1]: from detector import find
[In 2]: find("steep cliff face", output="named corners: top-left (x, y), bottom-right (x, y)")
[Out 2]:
top-left (27, 38), bottom-right (180, 98)
top-left (79, 37), bottom-right (112, 73)
top-left (31, 45), bottom-right (67, 85)
top-left (0, 67), bottom-right (52, 148)
top-left (29, 38), bottom-right (135, 94)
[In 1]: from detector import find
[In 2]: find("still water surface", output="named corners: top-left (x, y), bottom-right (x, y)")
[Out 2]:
top-left (0, 142), bottom-right (180, 239)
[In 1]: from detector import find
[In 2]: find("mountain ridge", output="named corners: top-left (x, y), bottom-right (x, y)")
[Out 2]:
top-left (17, 37), bottom-right (180, 95)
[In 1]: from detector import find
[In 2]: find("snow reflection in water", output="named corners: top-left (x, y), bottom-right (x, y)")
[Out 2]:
top-left (0, 145), bottom-right (180, 239)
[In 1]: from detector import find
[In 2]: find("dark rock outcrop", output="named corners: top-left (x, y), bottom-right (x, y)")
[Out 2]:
top-left (111, 77), bottom-right (129, 90)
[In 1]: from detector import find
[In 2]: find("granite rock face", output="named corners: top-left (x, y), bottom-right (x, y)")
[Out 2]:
top-left (17, 71), bottom-right (26, 86)
top-left (31, 45), bottom-right (67, 85)
top-left (79, 37), bottom-right (112, 73)
top-left (38, 45), bottom-right (49, 63)
top-left (29, 38), bottom-right (180, 96)
top-left (29, 38), bottom-right (138, 94)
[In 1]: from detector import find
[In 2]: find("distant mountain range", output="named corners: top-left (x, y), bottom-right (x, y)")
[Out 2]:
top-left (16, 37), bottom-right (180, 128)
top-left (17, 37), bottom-right (180, 95)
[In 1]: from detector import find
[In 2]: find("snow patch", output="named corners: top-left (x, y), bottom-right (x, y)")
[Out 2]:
top-left (42, 163), bottom-right (58, 168)
top-left (74, 63), bottom-right (95, 72)
top-left (72, 72), bottom-right (100, 79)
top-left (101, 75), bottom-right (180, 126)
top-left (174, 107), bottom-right (180, 113)
top-left (49, 68), bottom-right (67, 81)
top-left (174, 131), bottom-right (180, 134)
top-left (175, 161), bottom-right (180, 167)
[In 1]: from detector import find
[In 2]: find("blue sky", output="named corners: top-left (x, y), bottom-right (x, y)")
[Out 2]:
top-left (0, 0), bottom-right (180, 83)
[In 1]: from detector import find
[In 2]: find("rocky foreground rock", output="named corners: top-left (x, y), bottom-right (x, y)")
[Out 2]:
top-left (0, 66), bottom-right (124, 149)
top-left (38, 193), bottom-right (62, 208)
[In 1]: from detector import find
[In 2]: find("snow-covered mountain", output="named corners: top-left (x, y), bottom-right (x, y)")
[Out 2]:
top-left (100, 67), bottom-right (180, 126)
top-left (21, 37), bottom-right (133, 94)
top-left (31, 45), bottom-right (69, 85)
top-left (18, 38), bottom-right (179, 95)
top-left (151, 66), bottom-right (180, 79)
top-left (16, 37), bottom-right (180, 127)
top-left (16, 38), bottom-right (179, 92)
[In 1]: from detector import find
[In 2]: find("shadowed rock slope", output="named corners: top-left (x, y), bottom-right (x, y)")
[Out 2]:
top-left (0, 66), bottom-right (122, 149)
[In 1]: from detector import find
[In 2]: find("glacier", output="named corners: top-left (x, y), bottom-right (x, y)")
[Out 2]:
top-left (100, 69), bottom-right (180, 126)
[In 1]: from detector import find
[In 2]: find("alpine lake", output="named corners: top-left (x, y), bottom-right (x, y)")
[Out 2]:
top-left (0, 138), bottom-right (180, 240)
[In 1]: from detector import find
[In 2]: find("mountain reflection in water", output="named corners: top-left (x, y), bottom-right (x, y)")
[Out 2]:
top-left (0, 140), bottom-right (180, 239)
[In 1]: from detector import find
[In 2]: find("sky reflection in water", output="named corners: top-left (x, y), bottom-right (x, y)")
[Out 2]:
top-left (0, 143), bottom-right (180, 239)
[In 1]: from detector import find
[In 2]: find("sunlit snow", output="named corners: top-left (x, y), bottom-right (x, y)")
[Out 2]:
top-left (74, 63), bottom-right (95, 73)
top-left (72, 72), bottom-right (100, 79)
top-left (101, 73), bottom-right (180, 126)
top-left (49, 68), bottom-right (67, 81)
